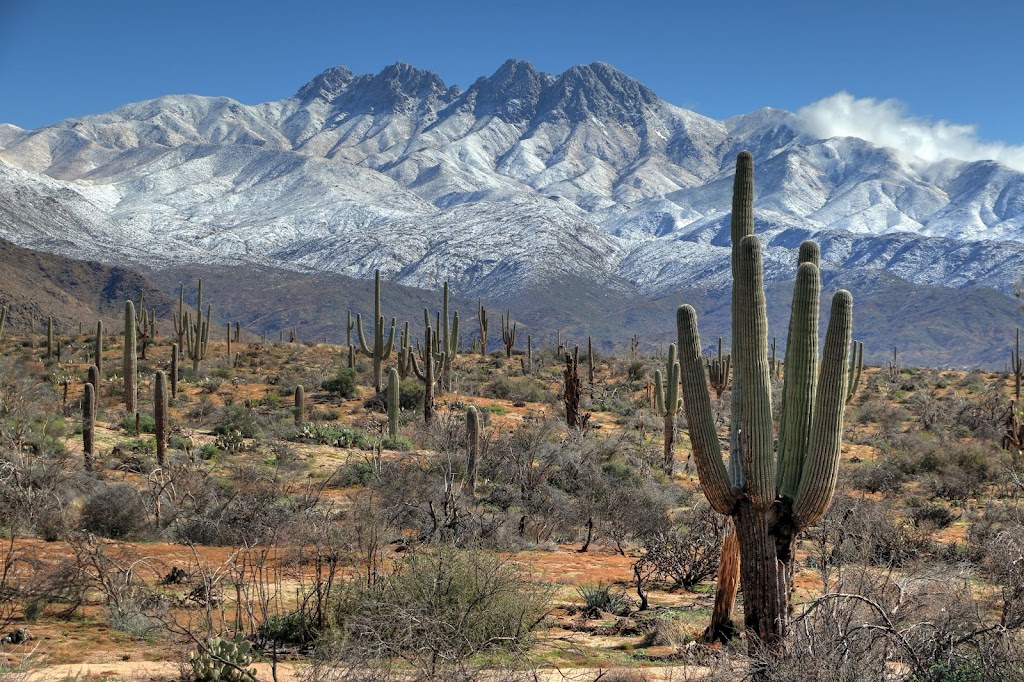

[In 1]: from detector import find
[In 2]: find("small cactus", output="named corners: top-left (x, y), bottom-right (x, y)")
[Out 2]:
top-left (295, 385), bottom-right (305, 427)
top-left (188, 633), bottom-right (255, 682)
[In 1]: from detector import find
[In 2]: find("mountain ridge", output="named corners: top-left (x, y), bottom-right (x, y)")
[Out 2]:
top-left (1, 60), bottom-right (1022, 365)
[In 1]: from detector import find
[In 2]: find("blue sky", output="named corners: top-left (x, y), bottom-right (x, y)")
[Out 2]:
top-left (1, 0), bottom-right (1021, 146)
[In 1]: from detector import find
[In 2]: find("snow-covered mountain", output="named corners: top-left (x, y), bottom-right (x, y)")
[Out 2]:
top-left (2, 59), bottom-right (1023, 302)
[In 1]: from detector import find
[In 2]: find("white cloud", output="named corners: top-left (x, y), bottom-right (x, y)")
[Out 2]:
top-left (796, 92), bottom-right (1024, 172)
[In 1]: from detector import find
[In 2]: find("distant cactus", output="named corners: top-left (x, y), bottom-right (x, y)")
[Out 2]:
top-left (587, 336), bottom-right (595, 384)
top-left (295, 385), bottom-right (305, 427)
top-left (386, 368), bottom-right (400, 439)
top-left (655, 343), bottom-right (682, 474)
top-left (83, 383), bottom-right (95, 472)
top-left (466, 405), bottom-right (480, 495)
top-left (396, 321), bottom-right (413, 379)
top-left (356, 270), bottom-right (396, 392)
top-left (425, 281), bottom-right (459, 388)
top-left (563, 346), bottom-right (588, 430)
top-left (46, 316), bottom-right (54, 361)
top-left (411, 326), bottom-right (443, 425)
top-left (95, 321), bottom-right (104, 376)
top-left (170, 344), bottom-right (179, 399)
top-left (124, 301), bottom-right (137, 413)
top-left (154, 370), bottom-right (168, 465)
top-left (0, 306), bottom-right (6, 339)
top-left (477, 301), bottom-right (489, 356)
top-left (707, 337), bottom-right (731, 399)
top-left (846, 340), bottom-right (864, 404)
top-left (501, 310), bottom-right (516, 358)
top-left (226, 322), bottom-right (232, 361)
top-left (1012, 328), bottom-right (1022, 401)
top-left (183, 280), bottom-right (211, 372)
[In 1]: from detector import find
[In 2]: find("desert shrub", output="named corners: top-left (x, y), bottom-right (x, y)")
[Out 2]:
top-left (290, 422), bottom-right (373, 449)
top-left (635, 503), bottom-right (724, 590)
top-left (211, 404), bottom-right (261, 439)
top-left (118, 411), bottom-right (156, 434)
top-left (325, 548), bottom-right (550, 676)
top-left (482, 376), bottom-right (546, 402)
top-left (322, 367), bottom-right (358, 399)
top-left (577, 582), bottom-right (632, 616)
top-left (81, 483), bottom-right (148, 539)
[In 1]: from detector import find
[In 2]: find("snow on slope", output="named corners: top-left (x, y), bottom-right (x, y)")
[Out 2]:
top-left (1, 60), bottom-right (1023, 296)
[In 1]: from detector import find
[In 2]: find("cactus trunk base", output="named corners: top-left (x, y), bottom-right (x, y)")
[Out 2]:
top-left (734, 500), bottom-right (797, 656)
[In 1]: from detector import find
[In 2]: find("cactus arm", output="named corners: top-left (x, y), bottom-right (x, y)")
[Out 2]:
top-left (776, 262), bottom-right (821, 499)
top-left (355, 313), bottom-right (372, 354)
top-left (793, 290), bottom-right (853, 529)
top-left (654, 369), bottom-right (666, 415)
top-left (381, 317), bottom-right (396, 360)
top-left (735, 235), bottom-right (775, 510)
top-left (729, 151), bottom-right (755, 491)
top-left (677, 305), bottom-right (737, 515)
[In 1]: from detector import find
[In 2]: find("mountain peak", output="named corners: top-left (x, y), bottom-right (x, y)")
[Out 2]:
top-left (539, 61), bottom-right (659, 125)
top-left (294, 66), bottom-right (355, 102)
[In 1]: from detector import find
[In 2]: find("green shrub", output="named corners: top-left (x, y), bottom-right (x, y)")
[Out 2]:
top-left (322, 367), bottom-right (358, 398)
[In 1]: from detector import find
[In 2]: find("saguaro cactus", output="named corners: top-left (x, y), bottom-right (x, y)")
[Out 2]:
top-left (676, 151), bottom-right (852, 653)
top-left (124, 301), bottom-right (138, 413)
top-left (425, 281), bottom-right (459, 389)
top-left (655, 344), bottom-right (681, 474)
top-left (411, 326), bottom-right (444, 425)
top-left (477, 301), bottom-right (489, 356)
top-left (87, 364), bottom-right (100, 410)
top-left (183, 280), bottom-right (211, 372)
top-left (170, 344), bottom-right (179, 399)
top-left (846, 340), bottom-right (864, 404)
top-left (386, 368), bottom-right (400, 439)
top-left (396, 321), bottom-right (413, 379)
top-left (46, 316), bottom-right (54, 361)
top-left (707, 337), bottom-right (731, 399)
top-left (94, 321), bottom-right (104, 376)
top-left (466, 405), bottom-right (481, 495)
top-left (356, 270), bottom-right (396, 392)
top-left (501, 310), bottom-right (516, 358)
top-left (83, 383), bottom-right (96, 471)
top-left (154, 370), bottom-right (168, 465)
top-left (294, 385), bottom-right (305, 427)
top-left (563, 346), bottom-right (588, 430)
top-left (0, 307), bottom-right (6, 339)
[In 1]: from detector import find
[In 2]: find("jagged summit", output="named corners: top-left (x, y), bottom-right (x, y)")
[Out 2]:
top-left (0, 58), bottom-right (1022, 349)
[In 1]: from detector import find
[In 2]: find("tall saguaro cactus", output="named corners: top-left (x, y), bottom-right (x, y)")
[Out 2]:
top-left (655, 344), bottom-right (681, 474)
top-left (183, 280), bottom-right (211, 372)
top-left (386, 368), bottom-right (400, 439)
top-left (501, 311), bottom-right (516, 358)
top-left (466, 405), bottom-right (481, 495)
top-left (411, 326), bottom-right (444, 425)
top-left (356, 270), bottom-right (396, 392)
top-left (677, 151), bottom-right (853, 653)
top-left (477, 301), bottom-right (489, 356)
top-left (83, 383), bottom-right (96, 472)
top-left (124, 301), bottom-right (138, 413)
top-left (154, 370), bottom-right (168, 466)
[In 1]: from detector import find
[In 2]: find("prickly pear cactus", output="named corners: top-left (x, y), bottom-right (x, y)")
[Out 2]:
top-left (189, 632), bottom-right (255, 681)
